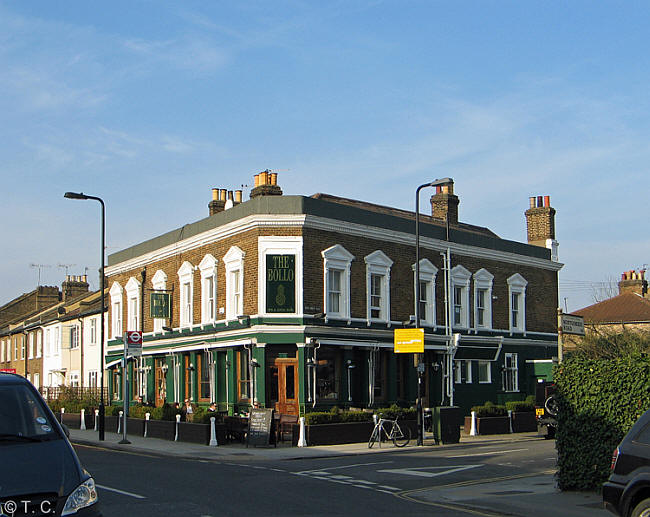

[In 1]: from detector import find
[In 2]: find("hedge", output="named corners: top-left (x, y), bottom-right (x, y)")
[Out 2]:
top-left (304, 405), bottom-right (416, 425)
top-left (470, 401), bottom-right (507, 417)
top-left (555, 355), bottom-right (650, 491)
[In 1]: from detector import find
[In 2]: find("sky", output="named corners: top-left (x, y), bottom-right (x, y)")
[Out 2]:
top-left (2, 0), bottom-right (650, 312)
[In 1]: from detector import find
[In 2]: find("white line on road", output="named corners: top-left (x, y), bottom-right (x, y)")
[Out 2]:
top-left (443, 448), bottom-right (528, 458)
top-left (378, 465), bottom-right (482, 478)
top-left (296, 460), bottom-right (393, 475)
top-left (96, 484), bottom-right (146, 499)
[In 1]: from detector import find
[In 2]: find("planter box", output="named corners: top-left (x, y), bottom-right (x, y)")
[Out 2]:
top-left (511, 411), bottom-right (537, 432)
top-left (292, 419), bottom-right (418, 446)
top-left (464, 415), bottom-right (510, 435)
top-left (104, 415), bottom-right (120, 434)
top-left (146, 420), bottom-right (175, 441)
top-left (126, 418), bottom-right (145, 437)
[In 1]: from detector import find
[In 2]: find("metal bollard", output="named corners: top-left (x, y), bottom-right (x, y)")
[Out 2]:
top-left (297, 417), bottom-right (307, 447)
top-left (94, 409), bottom-right (99, 431)
top-left (209, 417), bottom-right (218, 446)
top-left (174, 414), bottom-right (181, 441)
top-left (118, 411), bottom-right (123, 434)
top-left (80, 409), bottom-right (86, 430)
top-left (144, 413), bottom-right (150, 438)
top-left (469, 411), bottom-right (477, 436)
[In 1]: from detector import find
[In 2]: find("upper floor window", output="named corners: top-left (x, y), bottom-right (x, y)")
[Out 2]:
top-left (36, 330), bottom-right (42, 357)
top-left (177, 261), bottom-right (195, 328)
top-left (45, 329), bottom-right (51, 356)
top-left (199, 254), bottom-right (218, 325)
top-left (451, 265), bottom-right (471, 328)
top-left (364, 251), bottom-right (393, 323)
top-left (413, 259), bottom-right (437, 326)
top-left (70, 326), bottom-right (80, 349)
top-left (89, 318), bottom-right (97, 345)
top-left (125, 277), bottom-right (141, 332)
top-left (507, 273), bottom-right (527, 332)
top-left (54, 327), bottom-right (61, 356)
top-left (109, 282), bottom-right (123, 339)
top-left (224, 246), bottom-right (245, 320)
top-left (322, 245), bottom-right (354, 319)
top-left (28, 333), bottom-right (34, 359)
top-left (473, 268), bottom-right (494, 330)
top-left (151, 270), bottom-right (168, 333)
top-left (503, 352), bottom-right (519, 392)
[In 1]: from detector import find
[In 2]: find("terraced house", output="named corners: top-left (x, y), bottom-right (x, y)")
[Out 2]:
top-left (105, 172), bottom-right (562, 416)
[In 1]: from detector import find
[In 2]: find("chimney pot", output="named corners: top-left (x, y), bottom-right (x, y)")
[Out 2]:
top-left (529, 197), bottom-right (536, 209)
top-left (254, 174), bottom-right (260, 187)
top-left (270, 173), bottom-right (277, 185)
top-left (234, 190), bottom-right (242, 203)
top-left (261, 170), bottom-right (269, 185)
top-left (212, 188), bottom-right (218, 201)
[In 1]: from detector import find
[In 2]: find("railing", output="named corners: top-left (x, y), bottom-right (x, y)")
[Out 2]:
top-left (39, 386), bottom-right (108, 402)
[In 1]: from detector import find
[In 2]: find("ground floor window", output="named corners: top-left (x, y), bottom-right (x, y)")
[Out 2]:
top-left (478, 361), bottom-right (491, 383)
top-left (88, 371), bottom-right (98, 388)
top-left (198, 353), bottom-right (211, 402)
top-left (315, 347), bottom-right (339, 400)
top-left (503, 353), bottom-right (519, 392)
top-left (454, 360), bottom-right (472, 384)
top-left (238, 350), bottom-right (250, 401)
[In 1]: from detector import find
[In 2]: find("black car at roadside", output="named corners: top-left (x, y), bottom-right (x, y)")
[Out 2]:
top-left (0, 373), bottom-right (102, 516)
top-left (603, 408), bottom-right (650, 517)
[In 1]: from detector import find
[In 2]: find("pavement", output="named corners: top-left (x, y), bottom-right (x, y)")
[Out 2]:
top-left (69, 428), bottom-right (609, 517)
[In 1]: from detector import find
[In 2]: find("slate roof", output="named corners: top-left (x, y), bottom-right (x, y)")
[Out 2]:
top-left (573, 292), bottom-right (650, 324)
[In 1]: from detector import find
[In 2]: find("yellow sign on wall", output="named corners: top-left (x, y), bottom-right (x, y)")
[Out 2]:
top-left (394, 328), bottom-right (424, 353)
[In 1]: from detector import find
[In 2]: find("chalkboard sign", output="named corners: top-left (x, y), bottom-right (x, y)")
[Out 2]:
top-left (247, 408), bottom-right (276, 447)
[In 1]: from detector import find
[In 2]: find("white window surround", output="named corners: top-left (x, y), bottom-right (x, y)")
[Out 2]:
top-left (151, 270), bottom-right (168, 333)
top-left (412, 259), bottom-right (437, 326)
top-left (364, 250), bottom-right (393, 324)
top-left (178, 261), bottom-right (195, 328)
top-left (125, 277), bottom-right (141, 332)
top-left (258, 236), bottom-right (303, 317)
top-left (507, 273), bottom-right (528, 333)
top-left (322, 244), bottom-right (354, 320)
top-left (199, 254), bottom-right (218, 325)
top-left (109, 282), bottom-right (123, 339)
top-left (503, 352), bottom-right (519, 392)
top-left (224, 246), bottom-right (245, 320)
top-left (473, 268), bottom-right (494, 330)
top-left (451, 265), bottom-right (471, 328)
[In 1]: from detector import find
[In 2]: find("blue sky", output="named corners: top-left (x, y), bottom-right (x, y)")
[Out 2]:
top-left (2, 1), bottom-right (650, 311)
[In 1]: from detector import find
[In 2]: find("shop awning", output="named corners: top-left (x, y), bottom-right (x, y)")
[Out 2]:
top-left (454, 336), bottom-right (503, 361)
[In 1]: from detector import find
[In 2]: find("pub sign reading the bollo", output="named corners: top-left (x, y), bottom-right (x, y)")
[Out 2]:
top-left (266, 254), bottom-right (295, 313)
top-left (150, 292), bottom-right (171, 319)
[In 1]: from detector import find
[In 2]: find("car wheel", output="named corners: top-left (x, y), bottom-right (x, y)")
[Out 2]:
top-left (545, 394), bottom-right (559, 417)
top-left (631, 498), bottom-right (650, 517)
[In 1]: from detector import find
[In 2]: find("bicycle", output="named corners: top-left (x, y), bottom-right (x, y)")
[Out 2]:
top-left (368, 416), bottom-right (411, 448)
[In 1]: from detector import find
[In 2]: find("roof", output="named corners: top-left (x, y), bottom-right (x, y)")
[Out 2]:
top-left (574, 293), bottom-right (650, 324)
top-left (108, 193), bottom-right (551, 266)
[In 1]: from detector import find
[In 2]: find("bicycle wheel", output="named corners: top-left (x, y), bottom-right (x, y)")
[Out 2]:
top-left (391, 423), bottom-right (411, 447)
top-left (368, 426), bottom-right (379, 448)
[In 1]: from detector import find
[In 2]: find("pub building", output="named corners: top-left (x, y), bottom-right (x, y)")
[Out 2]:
top-left (104, 172), bottom-right (561, 417)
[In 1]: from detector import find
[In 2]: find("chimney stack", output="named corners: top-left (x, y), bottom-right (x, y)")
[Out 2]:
top-left (430, 180), bottom-right (459, 225)
top-left (61, 274), bottom-right (90, 302)
top-left (208, 187), bottom-right (226, 216)
top-left (250, 170), bottom-right (283, 199)
top-left (619, 269), bottom-right (648, 297)
top-left (525, 195), bottom-right (556, 246)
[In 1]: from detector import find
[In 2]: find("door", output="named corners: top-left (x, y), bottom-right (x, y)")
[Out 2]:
top-left (267, 358), bottom-right (299, 415)
top-left (155, 358), bottom-right (166, 406)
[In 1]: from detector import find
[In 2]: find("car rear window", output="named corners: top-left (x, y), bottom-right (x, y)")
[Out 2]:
top-left (634, 422), bottom-right (650, 445)
top-left (0, 385), bottom-right (59, 440)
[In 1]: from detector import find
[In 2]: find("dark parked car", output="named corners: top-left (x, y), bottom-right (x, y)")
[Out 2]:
top-left (0, 373), bottom-right (101, 516)
top-left (535, 379), bottom-right (558, 439)
top-left (603, 408), bottom-right (650, 517)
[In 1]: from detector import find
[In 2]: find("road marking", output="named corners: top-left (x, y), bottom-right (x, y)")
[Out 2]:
top-left (442, 448), bottom-right (528, 458)
top-left (352, 479), bottom-right (377, 485)
top-left (296, 460), bottom-right (392, 474)
top-left (377, 464), bottom-right (482, 478)
top-left (330, 475), bottom-right (353, 480)
top-left (96, 484), bottom-right (146, 499)
top-left (378, 485), bottom-right (401, 491)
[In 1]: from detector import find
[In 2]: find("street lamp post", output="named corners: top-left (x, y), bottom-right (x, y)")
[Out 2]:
top-left (415, 178), bottom-right (453, 446)
top-left (64, 192), bottom-right (106, 441)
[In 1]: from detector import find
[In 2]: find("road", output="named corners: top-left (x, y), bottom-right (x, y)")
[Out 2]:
top-left (74, 439), bottom-right (605, 517)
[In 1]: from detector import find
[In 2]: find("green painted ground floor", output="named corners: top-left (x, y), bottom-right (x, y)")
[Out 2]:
top-left (106, 331), bottom-right (557, 417)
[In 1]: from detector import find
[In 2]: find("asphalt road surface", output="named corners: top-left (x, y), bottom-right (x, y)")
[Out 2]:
top-left (74, 439), bottom-right (598, 517)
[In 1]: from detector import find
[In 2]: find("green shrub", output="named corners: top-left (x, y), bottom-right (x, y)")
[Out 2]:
top-left (304, 410), bottom-right (374, 425)
top-left (105, 405), bottom-right (123, 416)
top-left (505, 401), bottom-right (535, 412)
top-left (199, 411), bottom-right (222, 424)
top-left (555, 355), bottom-right (650, 491)
top-left (375, 404), bottom-right (417, 420)
top-left (524, 395), bottom-right (536, 406)
top-left (470, 401), bottom-right (507, 417)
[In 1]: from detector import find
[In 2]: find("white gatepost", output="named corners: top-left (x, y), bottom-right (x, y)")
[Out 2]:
top-left (80, 409), bottom-right (86, 430)
top-left (144, 413), bottom-right (150, 438)
top-left (469, 411), bottom-right (477, 436)
top-left (297, 416), bottom-right (307, 447)
top-left (118, 411), bottom-right (123, 434)
top-left (209, 417), bottom-right (218, 446)
top-left (94, 409), bottom-right (99, 431)
top-left (174, 414), bottom-right (181, 441)
top-left (508, 409), bottom-right (513, 433)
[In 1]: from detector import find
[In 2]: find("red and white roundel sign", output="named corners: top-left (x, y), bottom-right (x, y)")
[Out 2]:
top-left (126, 331), bottom-right (143, 345)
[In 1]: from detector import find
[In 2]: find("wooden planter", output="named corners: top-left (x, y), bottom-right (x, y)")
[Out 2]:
top-left (511, 411), bottom-right (537, 432)
top-left (145, 419), bottom-right (175, 440)
top-left (464, 415), bottom-right (510, 435)
top-left (292, 420), bottom-right (418, 446)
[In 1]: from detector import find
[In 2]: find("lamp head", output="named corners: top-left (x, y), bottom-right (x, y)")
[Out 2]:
top-left (64, 192), bottom-right (89, 200)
